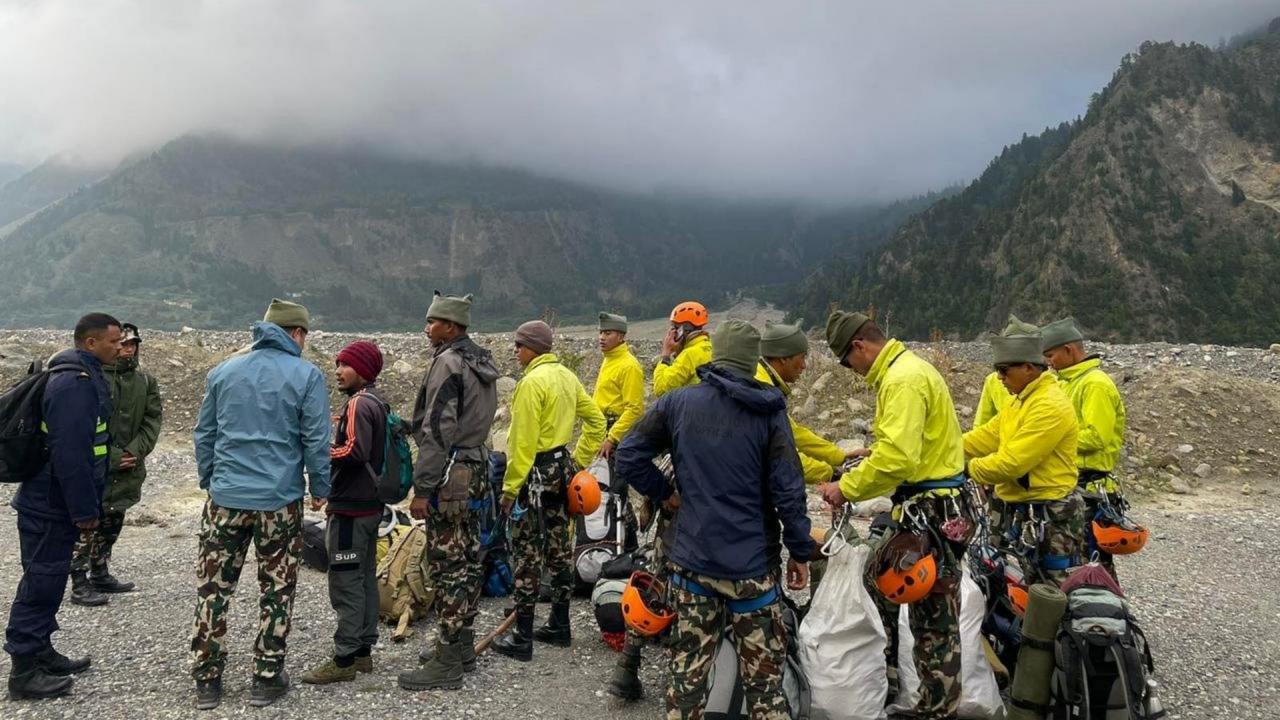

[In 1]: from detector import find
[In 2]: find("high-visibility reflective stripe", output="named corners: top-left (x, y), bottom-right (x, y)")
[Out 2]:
top-left (93, 445), bottom-right (108, 457)
top-left (40, 422), bottom-right (48, 433)
top-left (95, 422), bottom-right (108, 433)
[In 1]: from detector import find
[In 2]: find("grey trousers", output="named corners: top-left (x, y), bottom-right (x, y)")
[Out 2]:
top-left (326, 513), bottom-right (381, 657)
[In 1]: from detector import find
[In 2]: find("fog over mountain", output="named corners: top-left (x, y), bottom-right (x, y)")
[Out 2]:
top-left (1, 1), bottom-right (1275, 203)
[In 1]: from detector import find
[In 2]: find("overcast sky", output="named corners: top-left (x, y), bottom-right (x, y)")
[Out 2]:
top-left (0, 1), bottom-right (1275, 202)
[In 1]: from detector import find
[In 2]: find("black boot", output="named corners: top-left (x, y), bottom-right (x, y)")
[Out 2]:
top-left (532, 602), bottom-right (571, 647)
top-left (420, 626), bottom-right (477, 672)
top-left (70, 571), bottom-right (108, 607)
top-left (194, 677), bottom-right (222, 711)
top-left (607, 645), bottom-right (644, 701)
top-left (7, 655), bottom-right (74, 701)
top-left (34, 646), bottom-right (91, 676)
top-left (90, 566), bottom-right (135, 594)
top-left (490, 609), bottom-right (534, 662)
top-left (248, 670), bottom-right (290, 707)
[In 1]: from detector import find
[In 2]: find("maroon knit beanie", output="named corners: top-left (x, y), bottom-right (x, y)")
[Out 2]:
top-left (336, 341), bottom-right (383, 382)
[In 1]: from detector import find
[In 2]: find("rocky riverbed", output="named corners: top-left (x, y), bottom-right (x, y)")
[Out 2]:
top-left (1, 326), bottom-right (1278, 718)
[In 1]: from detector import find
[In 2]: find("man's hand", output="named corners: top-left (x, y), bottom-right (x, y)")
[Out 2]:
top-left (598, 439), bottom-right (617, 459)
top-left (118, 451), bottom-right (138, 470)
top-left (75, 518), bottom-right (100, 530)
top-left (499, 495), bottom-right (515, 515)
top-left (410, 496), bottom-right (430, 520)
top-left (786, 559), bottom-right (809, 591)
top-left (818, 481), bottom-right (847, 508)
top-left (660, 327), bottom-right (682, 358)
top-left (310, 497), bottom-right (327, 512)
top-left (844, 447), bottom-right (871, 461)
top-left (663, 492), bottom-right (681, 513)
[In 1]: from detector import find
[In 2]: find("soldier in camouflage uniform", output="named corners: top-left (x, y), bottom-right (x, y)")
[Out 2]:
top-left (618, 320), bottom-right (813, 719)
top-left (491, 320), bottom-right (606, 662)
top-left (817, 311), bottom-right (969, 719)
top-left (398, 292), bottom-right (500, 691)
top-left (963, 332), bottom-right (1084, 590)
top-left (70, 323), bottom-right (162, 607)
top-left (190, 301), bottom-right (331, 710)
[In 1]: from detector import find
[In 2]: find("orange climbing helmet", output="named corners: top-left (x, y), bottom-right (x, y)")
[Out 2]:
top-left (567, 470), bottom-right (602, 516)
top-left (1091, 517), bottom-right (1149, 555)
top-left (669, 301), bottom-right (709, 328)
top-left (622, 571), bottom-right (676, 637)
top-left (1007, 584), bottom-right (1029, 616)
top-left (874, 531), bottom-right (938, 605)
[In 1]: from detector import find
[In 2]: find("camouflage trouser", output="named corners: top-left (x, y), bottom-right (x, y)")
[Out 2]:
top-left (994, 491), bottom-right (1086, 587)
top-left (871, 496), bottom-right (963, 720)
top-left (667, 568), bottom-right (788, 720)
top-left (426, 461), bottom-right (487, 643)
top-left (71, 510), bottom-right (126, 574)
top-left (509, 455), bottom-right (575, 610)
top-left (190, 499), bottom-right (302, 681)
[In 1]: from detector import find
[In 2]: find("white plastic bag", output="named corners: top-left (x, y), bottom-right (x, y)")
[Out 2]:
top-left (797, 539), bottom-right (888, 720)
top-left (892, 565), bottom-right (1005, 719)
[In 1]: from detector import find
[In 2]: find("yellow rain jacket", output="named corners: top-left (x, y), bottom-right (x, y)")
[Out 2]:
top-left (756, 361), bottom-right (846, 485)
top-left (964, 371), bottom-right (1078, 502)
top-left (593, 343), bottom-right (646, 443)
top-left (838, 339), bottom-right (965, 502)
top-left (1055, 357), bottom-right (1126, 474)
top-left (652, 333), bottom-right (712, 397)
top-left (974, 371), bottom-right (1014, 428)
top-left (503, 353), bottom-right (607, 498)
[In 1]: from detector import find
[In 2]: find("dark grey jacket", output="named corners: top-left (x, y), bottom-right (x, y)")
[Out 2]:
top-left (410, 335), bottom-right (499, 493)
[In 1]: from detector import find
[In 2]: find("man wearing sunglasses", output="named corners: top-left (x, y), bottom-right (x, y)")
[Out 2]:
top-left (963, 333), bottom-right (1084, 588)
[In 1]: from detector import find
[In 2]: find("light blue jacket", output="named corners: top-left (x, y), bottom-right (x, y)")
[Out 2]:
top-left (194, 322), bottom-right (331, 510)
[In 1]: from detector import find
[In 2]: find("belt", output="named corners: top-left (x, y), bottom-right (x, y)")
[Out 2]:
top-left (891, 474), bottom-right (965, 503)
top-left (534, 446), bottom-right (569, 464)
top-left (670, 573), bottom-right (779, 614)
top-left (1078, 469), bottom-right (1112, 486)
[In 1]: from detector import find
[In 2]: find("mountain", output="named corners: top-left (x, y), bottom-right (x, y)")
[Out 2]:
top-left (0, 158), bottom-right (109, 232)
top-left (0, 136), bottom-right (926, 331)
top-left (790, 24), bottom-right (1280, 345)
top-left (0, 162), bottom-right (27, 188)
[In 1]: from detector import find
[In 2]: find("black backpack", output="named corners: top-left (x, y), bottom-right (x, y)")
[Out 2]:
top-left (0, 360), bottom-right (86, 484)
top-left (1051, 583), bottom-right (1166, 719)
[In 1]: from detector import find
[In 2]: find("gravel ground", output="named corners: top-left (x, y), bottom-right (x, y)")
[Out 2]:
top-left (2, 445), bottom-right (1277, 718)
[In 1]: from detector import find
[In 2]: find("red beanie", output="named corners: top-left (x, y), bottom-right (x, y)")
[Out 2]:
top-left (336, 341), bottom-right (383, 382)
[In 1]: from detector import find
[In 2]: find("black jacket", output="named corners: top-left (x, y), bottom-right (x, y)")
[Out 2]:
top-left (329, 385), bottom-right (388, 514)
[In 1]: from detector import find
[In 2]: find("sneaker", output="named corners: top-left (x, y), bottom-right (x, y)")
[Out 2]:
top-left (301, 659), bottom-right (357, 685)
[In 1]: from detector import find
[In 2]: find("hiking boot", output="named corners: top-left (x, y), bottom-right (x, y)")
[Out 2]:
top-left (89, 568), bottom-right (136, 594)
top-left (418, 627), bottom-right (476, 672)
top-left (607, 647), bottom-right (644, 701)
top-left (301, 658), bottom-right (357, 685)
top-left (7, 656), bottom-right (74, 701)
top-left (491, 610), bottom-right (534, 662)
top-left (248, 670), bottom-right (290, 708)
top-left (194, 677), bottom-right (222, 711)
top-left (70, 572), bottom-right (108, 607)
top-left (34, 646), bottom-right (91, 676)
top-left (354, 655), bottom-right (373, 674)
top-left (532, 602), bottom-right (572, 647)
top-left (398, 641), bottom-right (464, 691)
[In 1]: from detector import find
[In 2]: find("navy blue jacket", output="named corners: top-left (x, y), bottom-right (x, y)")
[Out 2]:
top-left (13, 349), bottom-right (112, 523)
top-left (616, 363), bottom-right (814, 580)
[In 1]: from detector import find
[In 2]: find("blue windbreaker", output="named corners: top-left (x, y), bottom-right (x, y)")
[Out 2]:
top-left (616, 364), bottom-right (814, 580)
top-left (194, 322), bottom-right (331, 510)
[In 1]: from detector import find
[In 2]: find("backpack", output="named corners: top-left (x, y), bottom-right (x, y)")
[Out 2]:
top-left (376, 409), bottom-right (415, 505)
top-left (477, 450), bottom-right (514, 597)
top-left (1051, 571), bottom-right (1164, 720)
top-left (0, 360), bottom-right (86, 484)
top-left (705, 594), bottom-right (811, 720)
top-left (301, 517), bottom-right (329, 571)
top-left (573, 458), bottom-right (637, 594)
top-left (376, 523), bottom-right (434, 641)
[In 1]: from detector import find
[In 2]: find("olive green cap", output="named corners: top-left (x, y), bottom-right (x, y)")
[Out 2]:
top-left (825, 310), bottom-right (870, 358)
top-left (760, 321), bottom-right (808, 359)
top-left (1040, 317), bottom-right (1084, 352)
top-left (263, 298), bottom-right (310, 331)
top-left (991, 334), bottom-right (1044, 366)
top-left (1003, 314), bottom-right (1039, 337)
top-left (426, 291), bottom-right (473, 327)
top-left (711, 319), bottom-right (761, 377)
top-left (598, 312), bottom-right (628, 333)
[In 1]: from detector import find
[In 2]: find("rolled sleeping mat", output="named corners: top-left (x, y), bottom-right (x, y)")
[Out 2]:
top-left (1008, 583), bottom-right (1068, 720)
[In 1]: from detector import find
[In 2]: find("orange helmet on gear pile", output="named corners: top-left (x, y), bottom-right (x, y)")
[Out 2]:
top-left (874, 532), bottom-right (938, 605)
top-left (669, 301), bottom-right (709, 328)
top-left (1091, 518), bottom-right (1149, 555)
top-left (622, 572), bottom-right (675, 637)
top-left (567, 470), bottom-right (602, 515)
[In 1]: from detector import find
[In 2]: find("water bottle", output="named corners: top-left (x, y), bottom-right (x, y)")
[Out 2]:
top-left (1145, 678), bottom-right (1166, 717)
